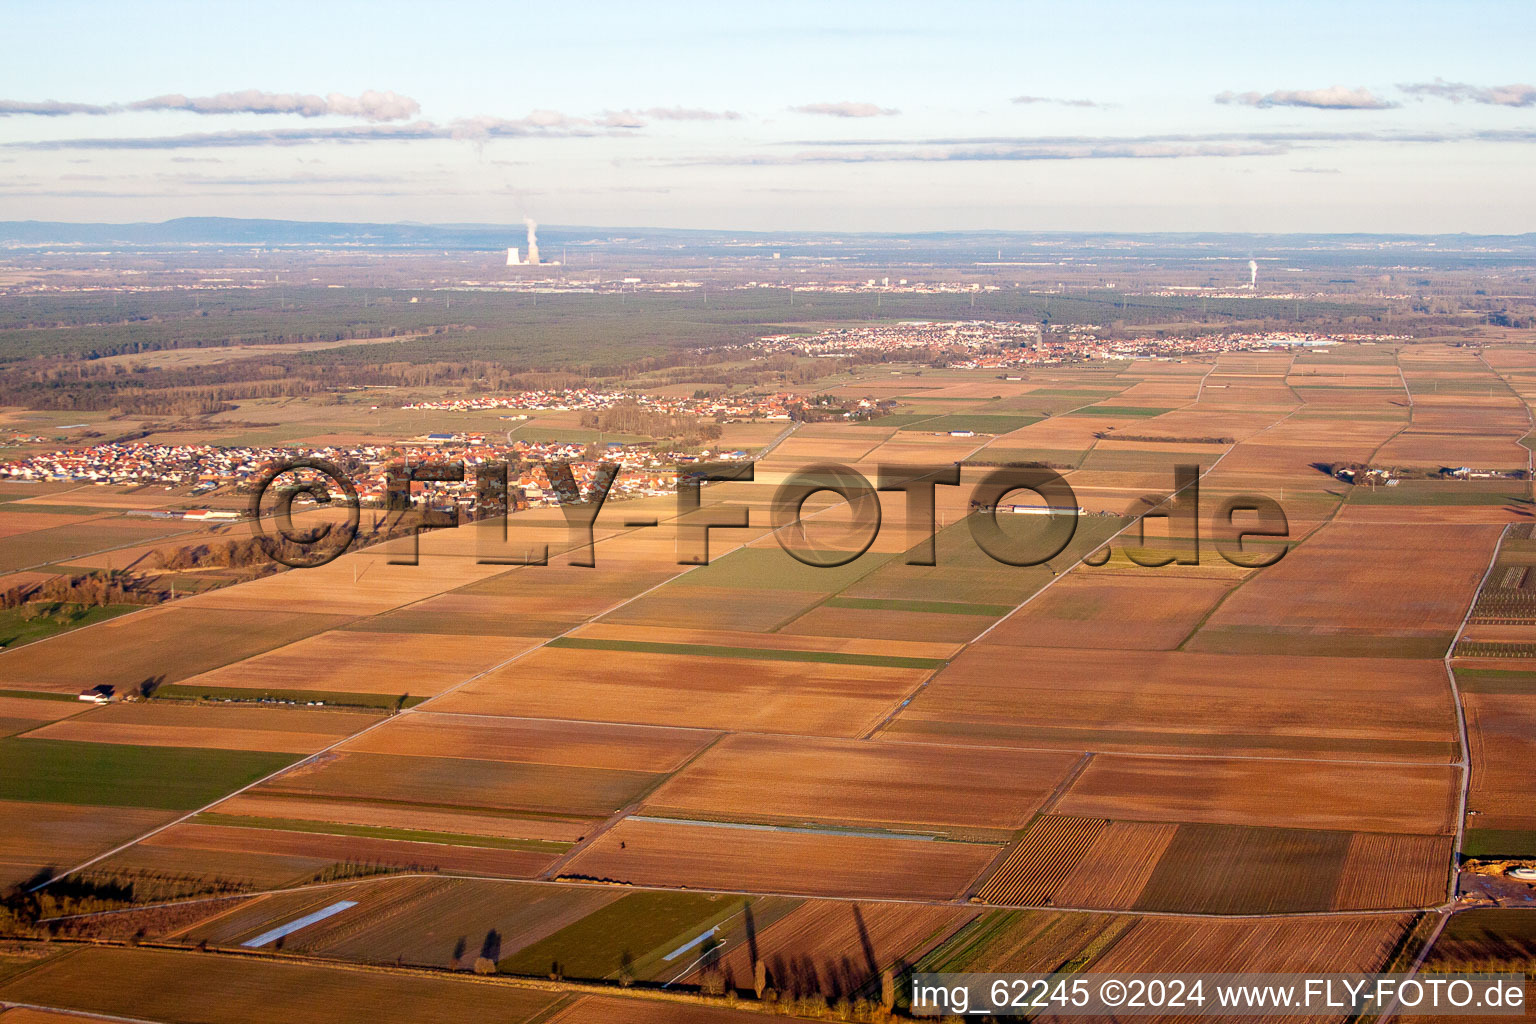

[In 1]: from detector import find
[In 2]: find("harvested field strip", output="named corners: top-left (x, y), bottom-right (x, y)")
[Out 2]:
top-left (284, 878), bottom-right (463, 951)
top-left (215, 792), bottom-right (601, 841)
top-left (136, 822), bottom-right (558, 879)
top-left (638, 734), bottom-right (1080, 833)
top-left (1132, 823), bottom-right (1351, 915)
top-left (544, 636), bottom-right (946, 669)
top-left (1051, 754), bottom-right (1459, 834)
top-left (1062, 406), bottom-right (1176, 417)
top-left (1092, 914), bottom-right (1412, 974)
top-left (154, 685), bottom-right (430, 709)
top-left (261, 751), bottom-right (663, 819)
top-left (1455, 641), bottom-right (1536, 658)
top-left (1051, 821), bottom-right (1179, 910)
top-left (559, 817), bottom-right (995, 900)
top-left (884, 719), bottom-right (1458, 760)
top-left (241, 899), bottom-right (358, 947)
top-left (976, 815), bottom-right (1105, 905)
top-left (305, 879), bottom-right (627, 969)
top-left (338, 715), bottom-right (716, 773)
top-left (1331, 832), bottom-right (1450, 910)
top-left (0, 945), bottom-right (562, 1024)
top-left (629, 815), bottom-right (943, 841)
top-left (822, 597), bottom-right (1013, 616)
top-left (178, 883), bottom-right (395, 947)
top-left (27, 712), bottom-right (379, 756)
top-left (897, 414), bottom-right (1040, 433)
top-left (499, 890), bottom-right (744, 981)
top-left (918, 909), bottom-right (1134, 973)
top-left (191, 813), bottom-right (573, 853)
top-left (547, 996), bottom-right (780, 1023)
top-left (684, 901), bottom-right (977, 999)
top-left (1027, 388), bottom-right (1124, 398)
top-left (1425, 908), bottom-right (1536, 970)
top-left (0, 738), bottom-right (295, 810)
top-left (570, 624), bottom-right (959, 661)
top-left (1186, 628), bottom-right (1452, 659)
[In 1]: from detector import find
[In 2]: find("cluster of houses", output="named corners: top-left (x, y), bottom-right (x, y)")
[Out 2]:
top-left (399, 388), bottom-right (798, 420)
top-left (0, 436), bottom-right (752, 517)
top-left (954, 330), bottom-right (1411, 370)
top-left (747, 321), bottom-right (1410, 370)
top-left (755, 320), bottom-right (1078, 359)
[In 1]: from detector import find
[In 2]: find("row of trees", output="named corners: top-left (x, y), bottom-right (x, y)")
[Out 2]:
top-left (0, 569), bottom-right (160, 612)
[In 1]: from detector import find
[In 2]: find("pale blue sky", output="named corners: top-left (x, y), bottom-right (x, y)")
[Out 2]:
top-left (3, 0), bottom-right (1535, 231)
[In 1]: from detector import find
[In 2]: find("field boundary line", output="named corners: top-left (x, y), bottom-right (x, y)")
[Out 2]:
top-left (1038, 751), bottom-right (1095, 815)
top-left (535, 732), bottom-right (730, 881)
top-left (754, 420), bottom-right (800, 457)
top-left (0, 1003), bottom-right (166, 1024)
top-left (958, 747), bottom-right (1088, 901)
top-left (1441, 521), bottom-right (1508, 903)
top-left (1193, 355), bottom-right (1220, 403)
top-left (1377, 907), bottom-right (1452, 1023)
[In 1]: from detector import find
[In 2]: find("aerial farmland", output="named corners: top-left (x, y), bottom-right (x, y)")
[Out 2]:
top-left (1, 224), bottom-right (1535, 1022)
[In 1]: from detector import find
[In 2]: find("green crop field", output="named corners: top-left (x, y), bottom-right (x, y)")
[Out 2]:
top-left (153, 684), bottom-right (426, 710)
top-left (499, 890), bottom-right (747, 980)
top-left (0, 738), bottom-right (297, 809)
top-left (1461, 829), bottom-right (1536, 858)
top-left (1453, 668), bottom-right (1536, 694)
top-left (0, 603), bottom-right (141, 650)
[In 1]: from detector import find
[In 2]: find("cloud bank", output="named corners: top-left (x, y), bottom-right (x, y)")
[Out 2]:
top-left (3, 113), bottom-right (634, 151)
top-left (1399, 79), bottom-right (1536, 107)
top-left (1216, 86), bottom-right (1396, 110)
top-left (1011, 95), bottom-right (1106, 109)
top-left (790, 101), bottom-right (900, 118)
top-left (0, 100), bottom-right (115, 116)
top-left (0, 89), bottom-right (421, 121)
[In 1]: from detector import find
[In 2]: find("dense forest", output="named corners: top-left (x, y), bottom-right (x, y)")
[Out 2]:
top-left (0, 285), bottom-right (1470, 416)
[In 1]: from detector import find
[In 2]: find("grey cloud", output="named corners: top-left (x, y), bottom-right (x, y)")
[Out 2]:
top-left (1012, 95), bottom-right (1106, 109)
top-left (685, 126), bottom-right (1536, 166)
top-left (790, 101), bottom-right (900, 118)
top-left (603, 106), bottom-right (743, 124)
top-left (127, 89), bottom-right (420, 121)
top-left (1399, 79), bottom-right (1536, 107)
top-left (679, 140), bottom-right (1291, 166)
top-left (1216, 86), bottom-right (1397, 110)
top-left (0, 99), bottom-right (115, 116)
top-left (789, 128), bottom-right (1536, 148)
top-left (4, 122), bottom-right (447, 150)
top-left (2, 114), bottom-right (626, 150)
top-left (0, 90), bottom-right (421, 121)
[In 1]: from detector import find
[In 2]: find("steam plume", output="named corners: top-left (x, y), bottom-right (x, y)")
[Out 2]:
top-left (523, 217), bottom-right (539, 264)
